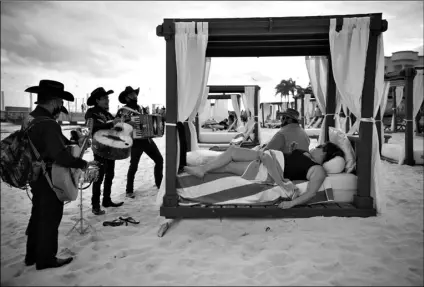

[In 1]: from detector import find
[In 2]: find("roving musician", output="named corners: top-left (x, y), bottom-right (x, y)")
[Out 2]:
top-left (115, 86), bottom-right (164, 199)
top-left (85, 87), bottom-right (124, 215)
top-left (23, 80), bottom-right (96, 270)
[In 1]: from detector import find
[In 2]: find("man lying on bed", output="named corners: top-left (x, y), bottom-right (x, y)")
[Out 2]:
top-left (184, 142), bottom-right (344, 209)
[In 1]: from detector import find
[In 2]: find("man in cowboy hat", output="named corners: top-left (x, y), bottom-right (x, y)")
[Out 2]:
top-left (116, 86), bottom-right (163, 199)
top-left (24, 80), bottom-right (93, 270)
top-left (263, 108), bottom-right (310, 154)
top-left (85, 87), bottom-right (124, 215)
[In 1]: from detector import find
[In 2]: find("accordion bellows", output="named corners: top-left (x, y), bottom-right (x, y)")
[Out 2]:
top-left (131, 114), bottom-right (164, 139)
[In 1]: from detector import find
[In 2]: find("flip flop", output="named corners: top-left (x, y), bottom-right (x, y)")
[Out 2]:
top-left (119, 217), bottom-right (140, 225)
top-left (103, 219), bottom-right (124, 227)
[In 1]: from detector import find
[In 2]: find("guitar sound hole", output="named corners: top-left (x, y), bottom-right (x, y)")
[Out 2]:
top-left (103, 135), bottom-right (125, 142)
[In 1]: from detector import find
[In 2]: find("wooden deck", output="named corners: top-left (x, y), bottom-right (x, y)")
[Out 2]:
top-left (160, 202), bottom-right (376, 219)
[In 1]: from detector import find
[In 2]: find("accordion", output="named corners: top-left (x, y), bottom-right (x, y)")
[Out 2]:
top-left (131, 114), bottom-right (164, 139)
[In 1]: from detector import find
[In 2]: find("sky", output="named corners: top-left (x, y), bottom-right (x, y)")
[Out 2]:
top-left (1, 1), bottom-right (423, 114)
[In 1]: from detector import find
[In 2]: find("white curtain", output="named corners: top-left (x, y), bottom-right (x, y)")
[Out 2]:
top-left (305, 56), bottom-right (329, 143)
top-left (413, 70), bottom-right (424, 132)
top-left (304, 94), bottom-right (312, 124)
top-left (330, 17), bottom-right (387, 214)
top-left (211, 100), bottom-right (229, 122)
top-left (175, 21), bottom-right (208, 169)
top-left (395, 86), bottom-right (404, 109)
top-left (391, 86), bottom-right (404, 131)
top-left (334, 89), bottom-right (343, 131)
top-left (244, 86), bottom-right (256, 117)
top-left (231, 94), bottom-right (242, 128)
top-left (188, 86), bottom-right (211, 151)
top-left (379, 82), bottom-right (390, 141)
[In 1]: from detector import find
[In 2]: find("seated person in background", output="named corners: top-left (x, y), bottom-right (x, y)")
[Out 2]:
top-left (227, 114), bottom-right (238, 132)
top-left (263, 108), bottom-right (310, 154)
top-left (184, 142), bottom-right (344, 208)
top-left (230, 113), bottom-right (256, 145)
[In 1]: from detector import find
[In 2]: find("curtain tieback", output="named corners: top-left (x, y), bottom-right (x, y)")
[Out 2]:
top-left (360, 117), bottom-right (375, 123)
top-left (404, 119), bottom-right (414, 122)
top-left (165, 122), bottom-right (177, 126)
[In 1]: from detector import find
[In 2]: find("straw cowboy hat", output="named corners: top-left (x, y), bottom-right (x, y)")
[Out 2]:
top-left (280, 108), bottom-right (300, 121)
top-left (87, 87), bottom-right (114, 106)
top-left (25, 80), bottom-right (74, 103)
top-left (118, 86), bottom-right (140, 104)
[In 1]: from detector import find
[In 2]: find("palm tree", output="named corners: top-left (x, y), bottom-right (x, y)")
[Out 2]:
top-left (275, 78), bottom-right (297, 107)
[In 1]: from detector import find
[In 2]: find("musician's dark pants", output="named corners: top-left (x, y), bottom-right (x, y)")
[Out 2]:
top-left (26, 172), bottom-right (64, 268)
top-left (92, 154), bottom-right (115, 208)
top-left (126, 138), bottom-right (163, 192)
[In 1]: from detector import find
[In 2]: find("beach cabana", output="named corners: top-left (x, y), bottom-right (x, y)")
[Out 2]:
top-left (156, 13), bottom-right (388, 220)
top-left (194, 85), bottom-right (261, 149)
top-left (260, 101), bottom-right (284, 128)
top-left (381, 67), bottom-right (424, 165)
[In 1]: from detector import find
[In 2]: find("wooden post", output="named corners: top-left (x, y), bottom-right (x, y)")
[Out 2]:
top-left (403, 67), bottom-right (416, 166)
top-left (355, 15), bottom-right (381, 210)
top-left (325, 55), bottom-right (336, 142)
top-left (300, 94), bottom-right (305, 128)
top-left (261, 103), bottom-right (265, 127)
top-left (195, 114), bottom-right (200, 143)
top-left (253, 86), bottom-right (260, 144)
top-left (163, 22), bottom-right (179, 208)
top-left (376, 108), bottom-right (382, 154)
top-left (392, 86), bottom-right (397, 133)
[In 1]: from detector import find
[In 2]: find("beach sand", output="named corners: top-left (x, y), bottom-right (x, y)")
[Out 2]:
top-left (1, 124), bottom-right (423, 286)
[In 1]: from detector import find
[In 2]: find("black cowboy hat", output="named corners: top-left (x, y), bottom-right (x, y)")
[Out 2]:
top-left (25, 80), bottom-right (74, 103)
top-left (280, 108), bottom-right (300, 121)
top-left (118, 86), bottom-right (140, 104)
top-left (87, 87), bottom-right (114, 106)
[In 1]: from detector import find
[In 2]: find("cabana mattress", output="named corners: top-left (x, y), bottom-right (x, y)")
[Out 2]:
top-left (176, 172), bottom-right (357, 206)
top-left (381, 143), bottom-right (424, 165)
top-left (198, 127), bottom-right (237, 143)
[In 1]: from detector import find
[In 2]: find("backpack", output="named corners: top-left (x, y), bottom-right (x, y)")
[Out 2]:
top-left (0, 116), bottom-right (54, 189)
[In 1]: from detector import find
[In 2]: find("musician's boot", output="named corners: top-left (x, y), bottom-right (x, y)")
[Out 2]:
top-left (92, 207), bottom-right (105, 215)
top-left (102, 199), bottom-right (124, 208)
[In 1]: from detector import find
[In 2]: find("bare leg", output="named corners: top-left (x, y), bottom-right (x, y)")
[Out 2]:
top-left (209, 162), bottom-right (251, 176)
top-left (184, 146), bottom-right (260, 178)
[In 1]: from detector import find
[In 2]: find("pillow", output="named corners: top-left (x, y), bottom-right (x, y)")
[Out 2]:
top-left (323, 156), bottom-right (345, 174)
top-left (328, 127), bottom-right (356, 173)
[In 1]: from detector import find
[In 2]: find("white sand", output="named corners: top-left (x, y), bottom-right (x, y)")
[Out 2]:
top-left (1, 125), bottom-right (423, 286)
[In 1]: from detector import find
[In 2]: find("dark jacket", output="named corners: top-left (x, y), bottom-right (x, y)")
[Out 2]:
top-left (27, 106), bottom-right (87, 169)
top-left (85, 106), bottom-right (115, 135)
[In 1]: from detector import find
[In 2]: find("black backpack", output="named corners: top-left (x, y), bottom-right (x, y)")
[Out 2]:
top-left (0, 116), bottom-right (54, 189)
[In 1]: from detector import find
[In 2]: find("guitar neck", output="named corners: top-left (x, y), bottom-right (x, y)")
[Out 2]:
top-left (77, 118), bottom-right (94, 159)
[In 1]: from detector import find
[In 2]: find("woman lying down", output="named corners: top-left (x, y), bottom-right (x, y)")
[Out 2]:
top-left (184, 142), bottom-right (344, 209)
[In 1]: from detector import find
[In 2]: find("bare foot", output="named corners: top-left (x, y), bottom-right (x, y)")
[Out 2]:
top-left (184, 166), bottom-right (205, 178)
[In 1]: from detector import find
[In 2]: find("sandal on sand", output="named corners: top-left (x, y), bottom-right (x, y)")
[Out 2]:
top-left (103, 219), bottom-right (124, 227)
top-left (119, 217), bottom-right (140, 225)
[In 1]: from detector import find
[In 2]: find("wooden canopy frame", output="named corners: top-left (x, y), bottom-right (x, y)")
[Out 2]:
top-left (382, 67), bottom-right (421, 165)
top-left (156, 13), bottom-right (388, 220)
top-left (194, 85), bottom-right (261, 146)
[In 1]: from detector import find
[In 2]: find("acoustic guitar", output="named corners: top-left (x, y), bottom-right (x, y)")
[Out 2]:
top-left (91, 120), bottom-right (133, 161)
top-left (51, 119), bottom-right (94, 202)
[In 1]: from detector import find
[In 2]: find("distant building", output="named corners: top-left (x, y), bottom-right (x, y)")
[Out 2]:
top-left (385, 50), bottom-right (424, 73)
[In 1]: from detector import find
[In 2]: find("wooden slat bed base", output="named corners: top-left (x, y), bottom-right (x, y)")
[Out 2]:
top-left (160, 203), bottom-right (376, 219)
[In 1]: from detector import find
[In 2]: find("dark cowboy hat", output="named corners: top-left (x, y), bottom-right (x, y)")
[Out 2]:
top-left (280, 108), bottom-right (300, 121)
top-left (25, 80), bottom-right (74, 103)
top-left (87, 87), bottom-right (114, 106)
top-left (118, 86), bottom-right (140, 104)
